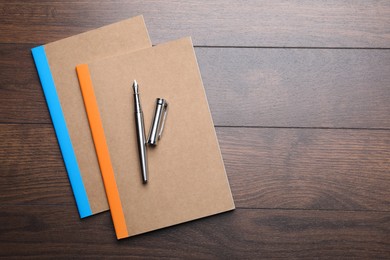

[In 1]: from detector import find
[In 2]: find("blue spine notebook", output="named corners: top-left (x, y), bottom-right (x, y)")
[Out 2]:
top-left (32, 46), bottom-right (92, 218)
top-left (30, 16), bottom-right (152, 218)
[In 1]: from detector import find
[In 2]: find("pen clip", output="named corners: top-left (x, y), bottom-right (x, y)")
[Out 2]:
top-left (147, 98), bottom-right (168, 146)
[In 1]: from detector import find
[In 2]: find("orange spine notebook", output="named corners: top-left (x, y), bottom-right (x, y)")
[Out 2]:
top-left (77, 38), bottom-right (235, 239)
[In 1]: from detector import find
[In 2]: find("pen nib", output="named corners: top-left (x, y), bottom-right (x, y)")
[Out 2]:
top-left (132, 80), bottom-right (138, 94)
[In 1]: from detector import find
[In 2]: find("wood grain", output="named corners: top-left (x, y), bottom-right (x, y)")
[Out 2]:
top-left (2, 124), bottom-right (389, 212)
top-left (217, 127), bottom-right (390, 211)
top-left (1, 44), bottom-right (390, 128)
top-left (1, 1), bottom-right (390, 47)
top-left (0, 44), bottom-right (49, 123)
top-left (0, 205), bottom-right (389, 259)
top-left (199, 47), bottom-right (390, 128)
top-left (0, 124), bottom-right (73, 205)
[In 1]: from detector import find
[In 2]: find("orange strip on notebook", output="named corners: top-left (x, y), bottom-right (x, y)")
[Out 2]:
top-left (76, 64), bottom-right (128, 239)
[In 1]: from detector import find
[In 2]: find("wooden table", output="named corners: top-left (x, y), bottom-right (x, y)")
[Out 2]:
top-left (1, 1), bottom-right (389, 258)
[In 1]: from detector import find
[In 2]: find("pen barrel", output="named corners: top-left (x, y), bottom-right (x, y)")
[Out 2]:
top-left (135, 111), bottom-right (148, 183)
top-left (134, 93), bottom-right (142, 113)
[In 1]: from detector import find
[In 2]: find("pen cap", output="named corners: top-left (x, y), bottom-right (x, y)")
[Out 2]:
top-left (147, 98), bottom-right (168, 146)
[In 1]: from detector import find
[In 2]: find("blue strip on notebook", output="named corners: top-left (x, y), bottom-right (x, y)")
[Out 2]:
top-left (31, 46), bottom-right (92, 218)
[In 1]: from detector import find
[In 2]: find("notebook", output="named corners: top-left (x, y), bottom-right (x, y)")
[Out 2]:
top-left (31, 16), bottom-right (151, 218)
top-left (76, 37), bottom-right (235, 238)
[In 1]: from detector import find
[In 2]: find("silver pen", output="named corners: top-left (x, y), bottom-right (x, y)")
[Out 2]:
top-left (132, 80), bottom-right (148, 184)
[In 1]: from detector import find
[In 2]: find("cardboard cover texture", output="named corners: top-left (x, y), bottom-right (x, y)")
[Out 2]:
top-left (32, 16), bottom-right (151, 217)
top-left (77, 37), bottom-right (235, 238)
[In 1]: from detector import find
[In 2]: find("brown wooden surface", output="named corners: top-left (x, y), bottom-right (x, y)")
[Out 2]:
top-left (1, 0), bottom-right (390, 48)
top-left (1, 205), bottom-right (389, 259)
top-left (1, 1), bottom-right (389, 259)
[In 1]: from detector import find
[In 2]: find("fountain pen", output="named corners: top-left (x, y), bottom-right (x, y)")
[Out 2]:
top-left (132, 80), bottom-right (148, 184)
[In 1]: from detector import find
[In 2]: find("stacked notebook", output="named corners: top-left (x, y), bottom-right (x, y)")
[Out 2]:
top-left (32, 15), bottom-right (234, 239)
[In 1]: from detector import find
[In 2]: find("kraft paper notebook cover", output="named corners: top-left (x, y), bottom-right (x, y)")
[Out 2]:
top-left (31, 16), bottom-right (151, 218)
top-left (76, 37), bottom-right (235, 239)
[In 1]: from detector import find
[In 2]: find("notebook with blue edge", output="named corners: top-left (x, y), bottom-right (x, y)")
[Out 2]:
top-left (31, 16), bottom-right (151, 218)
